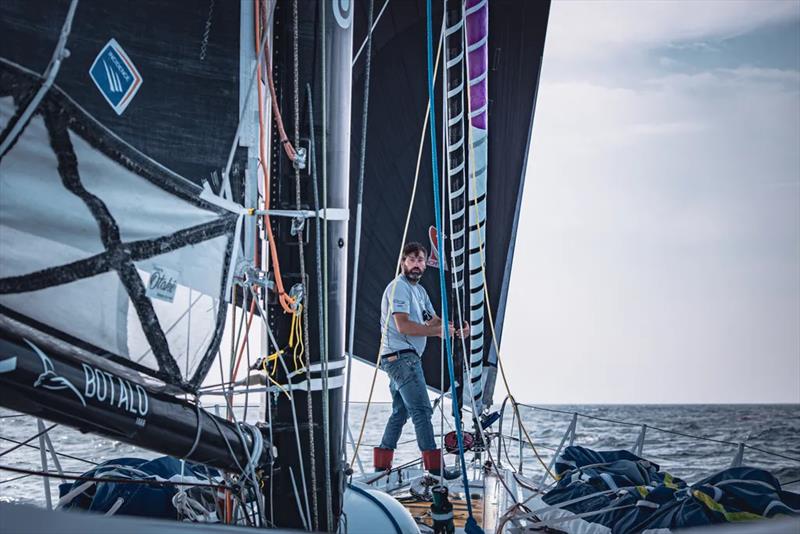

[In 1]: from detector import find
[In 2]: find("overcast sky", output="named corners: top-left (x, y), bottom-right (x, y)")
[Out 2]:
top-left (347, 0), bottom-right (800, 404)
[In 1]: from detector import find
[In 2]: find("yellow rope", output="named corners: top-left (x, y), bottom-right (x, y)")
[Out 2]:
top-left (462, 18), bottom-right (555, 481)
top-left (349, 26), bottom-right (445, 467)
top-left (289, 305), bottom-right (306, 373)
top-left (262, 352), bottom-right (289, 398)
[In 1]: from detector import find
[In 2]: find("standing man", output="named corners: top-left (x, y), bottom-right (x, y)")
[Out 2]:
top-left (373, 242), bottom-right (468, 479)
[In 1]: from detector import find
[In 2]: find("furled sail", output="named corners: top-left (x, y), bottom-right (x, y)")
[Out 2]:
top-left (349, 0), bottom-right (550, 405)
top-left (464, 0), bottom-right (489, 413)
top-left (0, 0), bottom-right (246, 390)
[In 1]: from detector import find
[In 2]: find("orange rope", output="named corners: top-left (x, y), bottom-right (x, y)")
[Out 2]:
top-left (255, 0), bottom-right (295, 314)
top-left (262, 38), bottom-right (297, 162)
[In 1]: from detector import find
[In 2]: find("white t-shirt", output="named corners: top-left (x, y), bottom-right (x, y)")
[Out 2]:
top-left (379, 274), bottom-right (435, 356)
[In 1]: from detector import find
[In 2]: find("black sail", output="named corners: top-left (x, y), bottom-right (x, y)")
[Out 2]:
top-left (1, 0), bottom-right (242, 185)
top-left (0, 0), bottom-right (246, 390)
top-left (348, 0), bottom-right (551, 401)
top-left (0, 0), bottom-right (274, 478)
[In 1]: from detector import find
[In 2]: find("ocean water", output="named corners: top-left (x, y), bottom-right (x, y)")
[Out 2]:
top-left (1, 403), bottom-right (799, 507)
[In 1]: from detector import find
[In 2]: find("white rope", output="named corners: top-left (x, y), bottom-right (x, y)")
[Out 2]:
top-left (172, 489), bottom-right (218, 522)
top-left (343, 0), bottom-right (376, 472)
top-left (348, 18), bottom-right (445, 466)
top-left (520, 503), bottom-right (635, 530)
top-left (218, 393), bottom-right (266, 526)
top-left (183, 400), bottom-right (204, 460)
top-left (352, 0), bottom-right (390, 66)
top-left (56, 480), bottom-right (94, 509)
top-left (288, 466), bottom-right (310, 531)
top-left (104, 497), bottom-right (125, 516)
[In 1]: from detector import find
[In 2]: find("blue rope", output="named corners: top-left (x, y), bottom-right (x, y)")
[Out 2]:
top-left (425, 3), bottom-right (481, 531)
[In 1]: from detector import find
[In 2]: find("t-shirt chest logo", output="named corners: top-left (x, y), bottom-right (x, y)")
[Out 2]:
top-left (412, 289), bottom-right (432, 322)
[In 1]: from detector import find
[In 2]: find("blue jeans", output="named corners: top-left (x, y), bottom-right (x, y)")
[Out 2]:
top-left (379, 353), bottom-right (437, 451)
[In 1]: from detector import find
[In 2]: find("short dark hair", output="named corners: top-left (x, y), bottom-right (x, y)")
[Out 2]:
top-left (402, 241), bottom-right (427, 260)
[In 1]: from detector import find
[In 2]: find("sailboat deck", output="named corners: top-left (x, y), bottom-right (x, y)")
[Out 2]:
top-left (401, 495), bottom-right (484, 530)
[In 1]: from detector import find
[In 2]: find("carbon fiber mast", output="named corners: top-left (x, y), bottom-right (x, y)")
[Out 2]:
top-left (259, 0), bottom-right (351, 530)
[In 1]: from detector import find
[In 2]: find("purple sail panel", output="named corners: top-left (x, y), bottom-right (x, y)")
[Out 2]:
top-left (466, 0), bottom-right (489, 130)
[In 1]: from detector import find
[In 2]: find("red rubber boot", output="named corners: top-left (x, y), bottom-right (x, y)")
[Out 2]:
top-left (422, 449), bottom-right (460, 480)
top-left (373, 447), bottom-right (394, 472)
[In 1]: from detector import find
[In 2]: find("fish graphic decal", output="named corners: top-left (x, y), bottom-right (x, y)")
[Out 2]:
top-left (27, 340), bottom-right (86, 407)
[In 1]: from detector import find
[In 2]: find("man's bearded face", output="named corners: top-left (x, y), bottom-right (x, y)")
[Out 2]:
top-left (401, 251), bottom-right (427, 282)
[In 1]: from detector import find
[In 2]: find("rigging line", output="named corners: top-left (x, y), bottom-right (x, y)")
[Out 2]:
top-left (348, 19), bottom-right (446, 467)
top-left (320, 9), bottom-right (330, 526)
top-left (275, 337), bottom-right (313, 530)
top-left (266, 388), bottom-right (275, 523)
top-left (450, 232), bottom-right (518, 503)
top-left (499, 433), bottom-right (559, 454)
top-left (0, 424), bottom-right (57, 459)
top-left (211, 358), bottom-right (247, 526)
top-left (0, 464), bottom-right (231, 490)
top-left (438, 28), bottom-right (448, 488)
top-left (435, 397), bottom-right (455, 431)
top-left (439, 334), bottom-right (445, 486)
top-left (446, 131), bottom-right (520, 508)
top-left (343, 0), bottom-right (376, 471)
top-left (352, 0), bottom-right (390, 66)
top-left (206, 397), bottom-right (266, 526)
top-left (426, 0), bottom-right (476, 521)
top-left (0, 0), bottom-right (78, 158)
top-left (743, 445), bottom-right (800, 464)
top-left (36, 417), bottom-right (66, 490)
top-left (226, 288), bottom-right (250, 418)
top-left (186, 288), bottom-right (192, 377)
top-left (518, 404), bottom-right (800, 463)
top-left (231, 287), bottom-right (250, 377)
top-left (442, 0), bottom-right (466, 413)
top-left (305, 85), bottom-right (329, 506)
top-left (255, 0), bottom-right (296, 315)
top-left (213, 357), bottom-right (250, 478)
top-left (230, 292), bottom-right (257, 387)
top-left (134, 290), bottom-right (204, 363)
top-left (242, 307), bottom-right (253, 424)
top-left (460, 4), bottom-right (554, 482)
top-left (0, 473), bottom-right (34, 485)
top-left (288, 1), bottom-right (320, 529)
top-left (288, 467), bottom-right (310, 531)
top-left (224, 401), bottom-right (267, 526)
top-left (0, 435), bottom-right (99, 465)
top-left (229, 286), bottom-right (237, 417)
top-left (248, 284), bottom-right (313, 529)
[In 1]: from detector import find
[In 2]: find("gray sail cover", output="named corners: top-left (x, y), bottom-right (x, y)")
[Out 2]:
top-left (0, 0), bottom-right (245, 390)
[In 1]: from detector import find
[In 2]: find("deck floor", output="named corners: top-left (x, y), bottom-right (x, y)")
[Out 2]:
top-left (401, 496), bottom-right (483, 529)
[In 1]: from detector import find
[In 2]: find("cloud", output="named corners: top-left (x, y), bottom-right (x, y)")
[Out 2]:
top-left (508, 2), bottom-right (800, 403)
top-left (546, 0), bottom-right (800, 62)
